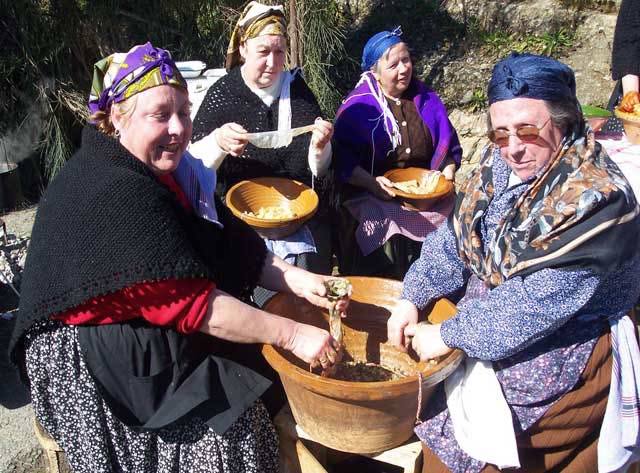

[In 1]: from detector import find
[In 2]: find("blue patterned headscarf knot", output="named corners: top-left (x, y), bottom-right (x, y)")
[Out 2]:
top-left (488, 52), bottom-right (576, 105)
top-left (361, 26), bottom-right (403, 71)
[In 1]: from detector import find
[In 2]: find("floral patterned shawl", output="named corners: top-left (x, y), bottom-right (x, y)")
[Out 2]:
top-left (453, 126), bottom-right (640, 287)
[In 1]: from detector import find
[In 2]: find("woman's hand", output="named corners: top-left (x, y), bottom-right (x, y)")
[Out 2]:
top-left (215, 123), bottom-right (249, 157)
top-left (310, 118), bottom-right (333, 151)
top-left (285, 267), bottom-right (350, 316)
top-left (620, 91), bottom-right (640, 113)
top-left (371, 175), bottom-right (396, 200)
top-left (441, 157), bottom-right (457, 181)
top-left (283, 321), bottom-right (342, 371)
top-left (404, 322), bottom-right (452, 361)
top-left (387, 299), bottom-right (419, 351)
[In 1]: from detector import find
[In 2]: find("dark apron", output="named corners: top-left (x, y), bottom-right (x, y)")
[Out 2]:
top-left (78, 320), bottom-right (272, 434)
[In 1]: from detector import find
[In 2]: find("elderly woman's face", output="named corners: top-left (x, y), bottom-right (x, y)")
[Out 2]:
top-left (113, 85), bottom-right (192, 175)
top-left (489, 98), bottom-right (564, 181)
top-left (373, 42), bottom-right (412, 98)
top-left (240, 35), bottom-right (287, 89)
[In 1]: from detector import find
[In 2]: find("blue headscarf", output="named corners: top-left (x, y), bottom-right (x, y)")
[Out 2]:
top-left (488, 52), bottom-right (576, 105)
top-left (361, 26), bottom-right (403, 71)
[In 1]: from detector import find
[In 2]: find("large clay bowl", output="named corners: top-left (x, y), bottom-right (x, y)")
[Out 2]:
top-left (226, 177), bottom-right (318, 239)
top-left (262, 276), bottom-right (464, 454)
top-left (383, 167), bottom-right (454, 211)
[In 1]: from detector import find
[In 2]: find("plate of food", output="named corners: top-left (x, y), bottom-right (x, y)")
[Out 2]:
top-left (383, 167), bottom-right (454, 211)
top-left (225, 177), bottom-right (319, 239)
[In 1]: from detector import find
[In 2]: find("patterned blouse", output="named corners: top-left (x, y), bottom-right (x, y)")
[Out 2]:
top-left (402, 151), bottom-right (640, 472)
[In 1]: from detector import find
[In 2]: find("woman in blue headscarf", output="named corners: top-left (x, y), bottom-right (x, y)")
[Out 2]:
top-left (388, 53), bottom-right (640, 472)
top-left (333, 27), bottom-right (462, 279)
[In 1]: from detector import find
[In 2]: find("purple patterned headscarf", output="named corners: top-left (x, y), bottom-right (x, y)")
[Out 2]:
top-left (88, 42), bottom-right (186, 117)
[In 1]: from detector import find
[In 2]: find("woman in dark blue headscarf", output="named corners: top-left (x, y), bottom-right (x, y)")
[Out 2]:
top-left (388, 52), bottom-right (640, 472)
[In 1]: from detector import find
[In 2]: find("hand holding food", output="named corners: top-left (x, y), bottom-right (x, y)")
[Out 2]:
top-left (310, 118), bottom-right (333, 151)
top-left (372, 175), bottom-right (397, 200)
top-left (215, 122), bottom-right (249, 156)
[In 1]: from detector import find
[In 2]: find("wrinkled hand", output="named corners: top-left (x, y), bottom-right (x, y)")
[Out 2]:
top-left (310, 118), bottom-right (333, 151)
top-left (387, 299), bottom-right (419, 351)
top-left (620, 91), bottom-right (640, 113)
top-left (286, 268), bottom-right (351, 316)
top-left (441, 160), bottom-right (456, 181)
top-left (285, 322), bottom-right (341, 371)
top-left (404, 322), bottom-right (452, 361)
top-left (215, 123), bottom-right (249, 157)
top-left (371, 175), bottom-right (396, 200)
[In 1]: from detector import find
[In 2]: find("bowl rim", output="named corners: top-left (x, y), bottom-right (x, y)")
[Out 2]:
top-left (261, 276), bottom-right (465, 401)
top-left (226, 177), bottom-right (319, 229)
top-left (383, 167), bottom-right (454, 201)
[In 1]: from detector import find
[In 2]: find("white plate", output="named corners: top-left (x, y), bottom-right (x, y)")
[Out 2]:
top-left (176, 60), bottom-right (206, 71)
top-left (176, 61), bottom-right (206, 78)
top-left (180, 70), bottom-right (204, 78)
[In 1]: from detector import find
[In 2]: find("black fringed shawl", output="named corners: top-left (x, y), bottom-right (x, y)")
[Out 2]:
top-left (10, 126), bottom-right (271, 433)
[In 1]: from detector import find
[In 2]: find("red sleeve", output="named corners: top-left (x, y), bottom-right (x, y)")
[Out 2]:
top-left (53, 278), bottom-right (215, 334)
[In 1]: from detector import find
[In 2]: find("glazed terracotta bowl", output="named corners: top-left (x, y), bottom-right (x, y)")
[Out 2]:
top-left (262, 276), bottom-right (463, 454)
top-left (226, 177), bottom-right (318, 239)
top-left (383, 167), bottom-right (454, 211)
top-left (614, 108), bottom-right (640, 144)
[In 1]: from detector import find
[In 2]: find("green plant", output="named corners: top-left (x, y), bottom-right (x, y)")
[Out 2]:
top-left (467, 89), bottom-right (488, 113)
top-left (295, 0), bottom-right (347, 116)
top-left (471, 26), bottom-right (574, 59)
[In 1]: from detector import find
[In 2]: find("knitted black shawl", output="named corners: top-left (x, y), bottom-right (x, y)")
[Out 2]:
top-left (191, 67), bottom-right (332, 209)
top-left (10, 126), bottom-right (267, 364)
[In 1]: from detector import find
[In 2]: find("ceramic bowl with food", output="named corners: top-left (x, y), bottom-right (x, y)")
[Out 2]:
top-left (383, 167), bottom-right (454, 211)
top-left (614, 106), bottom-right (640, 145)
top-left (226, 177), bottom-right (318, 239)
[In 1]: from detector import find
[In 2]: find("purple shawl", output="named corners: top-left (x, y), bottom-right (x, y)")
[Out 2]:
top-left (333, 72), bottom-right (462, 182)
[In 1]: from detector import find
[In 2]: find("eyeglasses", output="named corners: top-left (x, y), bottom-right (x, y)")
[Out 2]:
top-left (487, 117), bottom-right (551, 146)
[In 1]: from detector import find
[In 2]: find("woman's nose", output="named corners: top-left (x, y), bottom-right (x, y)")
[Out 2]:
top-left (506, 133), bottom-right (525, 157)
top-left (266, 53), bottom-right (275, 68)
top-left (168, 114), bottom-right (186, 137)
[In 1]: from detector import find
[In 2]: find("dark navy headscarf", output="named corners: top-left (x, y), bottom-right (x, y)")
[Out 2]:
top-left (488, 52), bottom-right (576, 105)
top-left (361, 26), bottom-right (403, 71)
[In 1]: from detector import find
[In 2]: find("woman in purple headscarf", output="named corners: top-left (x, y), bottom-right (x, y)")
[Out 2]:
top-left (9, 42), bottom-right (347, 473)
top-left (390, 52), bottom-right (640, 472)
top-left (333, 27), bottom-right (462, 279)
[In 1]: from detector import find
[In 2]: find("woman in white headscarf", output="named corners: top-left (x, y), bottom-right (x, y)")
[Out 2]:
top-left (189, 2), bottom-right (333, 305)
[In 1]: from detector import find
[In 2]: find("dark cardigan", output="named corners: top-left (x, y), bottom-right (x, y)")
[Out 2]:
top-left (612, 0), bottom-right (640, 80)
top-left (191, 67), bottom-right (332, 211)
top-left (10, 126), bottom-right (272, 433)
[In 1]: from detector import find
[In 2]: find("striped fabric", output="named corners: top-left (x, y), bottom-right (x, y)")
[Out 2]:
top-left (173, 152), bottom-right (222, 227)
top-left (599, 314), bottom-right (640, 472)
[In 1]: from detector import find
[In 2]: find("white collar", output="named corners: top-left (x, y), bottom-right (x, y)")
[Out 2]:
top-left (507, 171), bottom-right (523, 189)
top-left (240, 66), bottom-right (284, 107)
